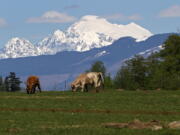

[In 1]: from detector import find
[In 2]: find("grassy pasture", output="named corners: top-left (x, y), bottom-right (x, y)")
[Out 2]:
top-left (0, 90), bottom-right (180, 135)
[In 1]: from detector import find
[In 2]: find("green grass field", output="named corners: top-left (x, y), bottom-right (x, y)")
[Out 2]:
top-left (0, 89), bottom-right (180, 135)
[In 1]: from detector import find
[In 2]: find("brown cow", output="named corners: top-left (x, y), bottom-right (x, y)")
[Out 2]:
top-left (71, 72), bottom-right (104, 92)
top-left (26, 76), bottom-right (41, 94)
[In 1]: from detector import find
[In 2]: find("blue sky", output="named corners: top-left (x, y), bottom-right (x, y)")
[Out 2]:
top-left (0, 0), bottom-right (179, 48)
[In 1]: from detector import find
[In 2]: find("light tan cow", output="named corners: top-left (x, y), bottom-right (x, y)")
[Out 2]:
top-left (71, 72), bottom-right (104, 92)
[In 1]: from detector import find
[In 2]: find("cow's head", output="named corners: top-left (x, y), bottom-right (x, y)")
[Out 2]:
top-left (71, 83), bottom-right (76, 92)
top-left (71, 82), bottom-right (81, 92)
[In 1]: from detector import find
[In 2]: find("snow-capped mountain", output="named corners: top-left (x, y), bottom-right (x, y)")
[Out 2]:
top-left (0, 38), bottom-right (42, 59)
top-left (38, 15), bottom-right (152, 53)
top-left (0, 15), bottom-right (153, 59)
top-left (37, 30), bottom-right (75, 54)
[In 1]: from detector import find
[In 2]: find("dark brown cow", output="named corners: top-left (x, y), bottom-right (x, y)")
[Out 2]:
top-left (26, 76), bottom-right (41, 94)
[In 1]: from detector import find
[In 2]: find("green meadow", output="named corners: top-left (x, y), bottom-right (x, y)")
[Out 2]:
top-left (0, 90), bottom-right (180, 135)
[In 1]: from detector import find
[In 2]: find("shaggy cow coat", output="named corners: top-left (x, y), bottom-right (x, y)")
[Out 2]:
top-left (26, 76), bottom-right (41, 94)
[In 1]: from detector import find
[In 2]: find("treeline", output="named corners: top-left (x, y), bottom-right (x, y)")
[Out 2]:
top-left (0, 72), bottom-right (21, 91)
top-left (89, 34), bottom-right (180, 90)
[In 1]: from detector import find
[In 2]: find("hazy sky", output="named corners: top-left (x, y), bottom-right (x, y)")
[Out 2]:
top-left (0, 0), bottom-right (179, 47)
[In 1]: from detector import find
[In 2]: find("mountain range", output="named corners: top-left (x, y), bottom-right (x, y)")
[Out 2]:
top-left (0, 15), bottom-right (152, 59)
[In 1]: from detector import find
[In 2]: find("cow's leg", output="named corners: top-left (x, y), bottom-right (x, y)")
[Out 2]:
top-left (81, 84), bottom-right (85, 92)
top-left (81, 87), bottom-right (84, 92)
top-left (37, 84), bottom-right (41, 93)
top-left (95, 87), bottom-right (99, 93)
top-left (27, 90), bottom-right (29, 94)
top-left (95, 84), bottom-right (99, 93)
top-left (26, 85), bottom-right (30, 94)
top-left (85, 84), bottom-right (88, 92)
top-left (32, 85), bottom-right (36, 94)
top-left (29, 87), bottom-right (32, 94)
top-left (80, 82), bottom-right (85, 92)
top-left (101, 83), bottom-right (104, 90)
top-left (30, 89), bottom-right (33, 94)
top-left (98, 80), bottom-right (104, 90)
top-left (94, 82), bottom-right (99, 93)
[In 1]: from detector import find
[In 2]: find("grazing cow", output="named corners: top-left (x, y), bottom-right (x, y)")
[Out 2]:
top-left (71, 72), bottom-right (104, 92)
top-left (26, 76), bottom-right (41, 94)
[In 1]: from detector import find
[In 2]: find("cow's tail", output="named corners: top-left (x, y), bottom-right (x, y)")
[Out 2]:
top-left (98, 72), bottom-right (104, 89)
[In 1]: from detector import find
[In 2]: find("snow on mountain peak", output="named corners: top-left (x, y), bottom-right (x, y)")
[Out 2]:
top-left (127, 22), bottom-right (140, 26)
top-left (0, 37), bottom-right (42, 59)
top-left (64, 15), bottom-right (152, 51)
top-left (10, 37), bottom-right (23, 43)
top-left (6, 37), bottom-right (30, 47)
top-left (5, 37), bottom-right (32, 50)
top-left (125, 22), bottom-right (153, 41)
top-left (68, 15), bottom-right (120, 35)
top-left (53, 30), bottom-right (65, 38)
top-left (81, 15), bottom-right (100, 21)
top-left (0, 15), bottom-right (153, 59)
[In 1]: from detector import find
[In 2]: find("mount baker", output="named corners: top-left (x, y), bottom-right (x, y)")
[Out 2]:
top-left (0, 15), bottom-right (152, 59)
